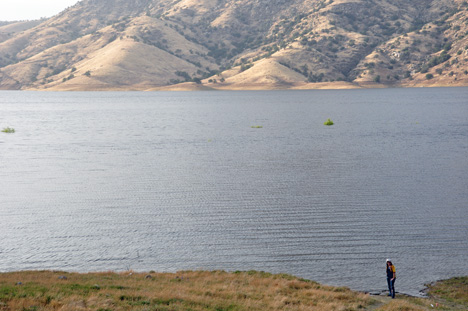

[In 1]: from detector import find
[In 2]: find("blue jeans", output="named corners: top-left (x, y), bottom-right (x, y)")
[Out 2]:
top-left (387, 277), bottom-right (396, 298)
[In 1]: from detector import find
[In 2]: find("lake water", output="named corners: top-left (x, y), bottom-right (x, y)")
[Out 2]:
top-left (0, 88), bottom-right (467, 296)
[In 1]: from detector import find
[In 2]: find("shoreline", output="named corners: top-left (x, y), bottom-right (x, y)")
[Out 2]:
top-left (0, 270), bottom-right (465, 310)
top-left (6, 81), bottom-right (468, 92)
top-left (0, 268), bottom-right (442, 298)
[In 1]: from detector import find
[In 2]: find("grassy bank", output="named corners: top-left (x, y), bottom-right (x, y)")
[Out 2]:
top-left (0, 271), bottom-right (466, 311)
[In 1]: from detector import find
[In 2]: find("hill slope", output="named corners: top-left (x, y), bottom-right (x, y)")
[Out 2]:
top-left (0, 0), bottom-right (467, 90)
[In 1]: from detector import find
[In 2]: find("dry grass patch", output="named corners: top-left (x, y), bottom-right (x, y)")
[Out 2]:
top-left (1, 272), bottom-right (466, 311)
top-left (376, 299), bottom-right (427, 311)
top-left (0, 270), bottom-right (371, 311)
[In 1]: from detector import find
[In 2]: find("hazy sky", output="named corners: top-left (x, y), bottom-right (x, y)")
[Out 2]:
top-left (0, 0), bottom-right (80, 21)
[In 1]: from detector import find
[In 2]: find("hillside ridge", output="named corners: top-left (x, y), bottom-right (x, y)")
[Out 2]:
top-left (0, 0), bottom-right (467, 90)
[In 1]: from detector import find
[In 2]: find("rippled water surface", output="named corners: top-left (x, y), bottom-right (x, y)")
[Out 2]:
top-left (1, 88), bottom-right (467, 295)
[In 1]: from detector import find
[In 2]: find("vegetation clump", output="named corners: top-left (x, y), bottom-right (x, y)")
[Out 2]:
top-left (324, 118), bottom-right (334, 126)
top-left (251, 125), bottom-right (263, 128)
top-left (1, 127), bottom-right (15, 133)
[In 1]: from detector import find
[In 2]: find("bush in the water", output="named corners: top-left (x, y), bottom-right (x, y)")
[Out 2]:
top-left (324, 119), bottom-right (334, 126)
top-left (2, 127), bottom-right (15, 133)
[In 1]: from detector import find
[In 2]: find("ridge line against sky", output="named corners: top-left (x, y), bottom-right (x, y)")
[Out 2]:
top-left (0, 0), bottom-right (80, 22)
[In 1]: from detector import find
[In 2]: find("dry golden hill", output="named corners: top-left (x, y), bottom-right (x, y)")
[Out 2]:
top-left (0, 0), bottom-right (467, 90)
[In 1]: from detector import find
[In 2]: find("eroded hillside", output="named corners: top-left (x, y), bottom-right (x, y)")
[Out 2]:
top-left (0, 0), bottom-right (467, 90)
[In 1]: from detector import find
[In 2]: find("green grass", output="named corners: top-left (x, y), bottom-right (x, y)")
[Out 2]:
top-left (324, 118), bottom-right (334, 126)
top-left (426, 276), bottom-right (468, 306)
top-left (251, 125), bottom-right (263, 128)
top-left (1, 127), bottom-right (15, 133)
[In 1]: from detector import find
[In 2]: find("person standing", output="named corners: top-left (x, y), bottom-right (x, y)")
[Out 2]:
top-left (386, 259), bottom-right (396, 298)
